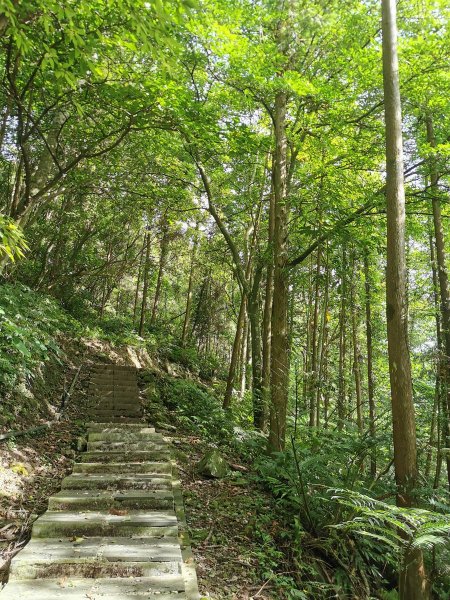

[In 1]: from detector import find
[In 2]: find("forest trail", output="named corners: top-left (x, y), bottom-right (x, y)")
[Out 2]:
top-left (1, 365), bottom-right (200, 599)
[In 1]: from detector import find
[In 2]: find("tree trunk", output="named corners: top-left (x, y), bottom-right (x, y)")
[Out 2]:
top-left (261, 183), bottom-right (275, 431)
top-left (13, 111), bottom-right (65, 222)
top-left (316, 246), bottom-right (330, 427)
top-left (308, 248), bottom-right (321, 427)
top-left (426, 115), bottom-right (450, 491)
top-left (138, 230), bottom-right (152, 337)
top-left (249, 264), bottom-right (264, 429)
top-left (364, 251), bottom-right (376, 478)
top-left (133, 236), bottom-right (147, 324)
top-left (268, 87), bottom-right (289, 453)
top-left (381, 1), bottom-right (428, 596)
top-left (223, 291), bottom-right (246, 409)
top-left (181, 226), bottom-right (199, 346)
top-left (337, 248), bottom-right (347, 428)
top-left (427, 226), bottom-right (441, 482)
top-left (351, 253), bottom-right (363, 432)
top-left (150, 218), bottom-right (169, 327)
top-left (239, 306), bottom-right (249, 397)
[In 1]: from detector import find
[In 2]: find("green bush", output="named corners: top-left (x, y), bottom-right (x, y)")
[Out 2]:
top-left (164, 343), bottom-right (226, 381)
top-left (157, 375), bottom-right (234, 442)
top-left (0, 283), bottom-right (74, 395)
top-left (166, 345), bottom-right (199, 371)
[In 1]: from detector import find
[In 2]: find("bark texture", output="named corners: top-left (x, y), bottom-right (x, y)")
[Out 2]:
top-left (382, 1), bottom-right (428, 597)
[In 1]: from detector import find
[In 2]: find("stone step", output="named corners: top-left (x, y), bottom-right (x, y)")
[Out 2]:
top-left (62, 474), bottom-right (172, 490)
top-left (89, 404), bottom-right (141, 414)
top-left (87, 441), bottom-right (166, 451)
top-left (92, 365), bottom-right (137, 371)
top-left (88, 403), bottom-right (141, 411)
top-left (73, 462), bottom-right (171, 475)
top-left (91, 398), bottom-right (139, 404)
top-left (90, 402), bottom-right (141, 411)
top-left (86, 424), bottom-right (155, 433)
top-left (88, 403), bottom-right (142, 417)
top-left (90, 389), bottom-right (139, 397)
top-left (87, 410), bottom-right (142, 419)
top-left (93, 383), bottom-right (138, 388)
top-left (89, 377), bottom-right (137, 384)
top-left (90, 389), bottom-right (137, 395)
top-left (12, 536), bottom-right (181, 562)
top-left (49, 489), bottom-right (174, 511)
top-left (88, 431), bottom-right (162, 442)
top-left (88, 416), bottom-right (143, 424)
top-left (92, 398), bottom-right (140, 405)
top-left (31, 510), bottom-right (178, 538)
top-left (12, 559), bottom-right (181, 580)
top-left (81, 450), bottom-right (169, 463)
top-left (93, 392), bottom-right (140, 400)
top-left (1, 578), bottom-right (186, 599)
top-left (91, 381), bottom-right (139, 388)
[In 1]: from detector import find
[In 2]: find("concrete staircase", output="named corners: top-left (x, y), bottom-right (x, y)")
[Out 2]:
top-left (2, 364), bottom-right (200, 599)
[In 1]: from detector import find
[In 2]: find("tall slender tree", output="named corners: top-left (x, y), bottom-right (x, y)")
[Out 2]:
top-left (381, 0), bottom-right (428, 596)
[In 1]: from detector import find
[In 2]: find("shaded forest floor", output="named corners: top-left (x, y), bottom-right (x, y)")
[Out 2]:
top-left (172, 434), bottom-right (279, 599)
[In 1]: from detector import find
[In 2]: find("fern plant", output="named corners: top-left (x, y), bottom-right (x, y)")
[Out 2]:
top-left (329, 488), bottom-right (450, 577)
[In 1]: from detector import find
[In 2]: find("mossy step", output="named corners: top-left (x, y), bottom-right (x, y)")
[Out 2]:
top-left (94, 393), bottom-right (140, 399)
top-left (87, 441), bottom-right (167, 451)
top-left (92, 390), bottom-right (137, 396)
top-left (88, 431), bottom-right (162, 442)
top-left (62, 474), bottom-right (172, 490)
top-left (31, 510), bottom-right (178, 538)
top-left (81, 450), bottom-right (169, 463)
top-left (90, 373), bottom-right (137, 384)
top-left (88, 406), bottom-right (141, 413)
top-left (90, 389), bottom-right (139, 396)
top-left (11, 536), bottom-right (181, 562)
top-left (73, 462), bottom-right (171, 475)
top-left (91, 365), bottom-right (138, 374)
top-left (11, 559), bottom-right (182, 580)
top-left (92, 397), bottom-right (140, 404)
top-left (86, 424), bottom-right (155, 433)
top-left (49, 489), bottom-right (174, 510)
top-left (90, 379), bottom-right (139, 392)
top-left (89, 403), bottom-right (141, 412)
top-left (88, 416), bottom-right (143, 424)
top-left (87, 411), bottom-right (143, 419)
top-left (93, 393), bottom-right (140, 400)
top-left (90, 387), bottom-right (137, 393)
top-left (90, 402), bottom-right (141, 411)
top-left (88, 405), bottom-right (141, 411)
top-left (1, 578), bottom-right (186, 599)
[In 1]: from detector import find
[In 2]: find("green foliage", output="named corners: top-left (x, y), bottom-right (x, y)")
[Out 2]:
top-left (0, 215), bottom-right (28, 263)
top-left (157, 375), bottom-right (234, 442)
top-left (88, 314), bottom-right (144, 347)
top-left (0, 283), bottom-right (73, 397)
top-left (331, 488), bottom-right (450, 553)
top-left (253, 432), bottom-right (390, 594)
top-left (164, 343), bottom-right (226, 380)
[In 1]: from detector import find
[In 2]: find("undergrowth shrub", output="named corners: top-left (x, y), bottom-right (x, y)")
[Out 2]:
top-left (162, 343), bottom-right (227, 381)
top-left (157, 375), bottom-right (234, 442)
top-left (0, 283), bottom-right (76, 403)
top-left (254, 427), bottom-right (450, 598)
top-left (85, 313), bottom-right (145, 346)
